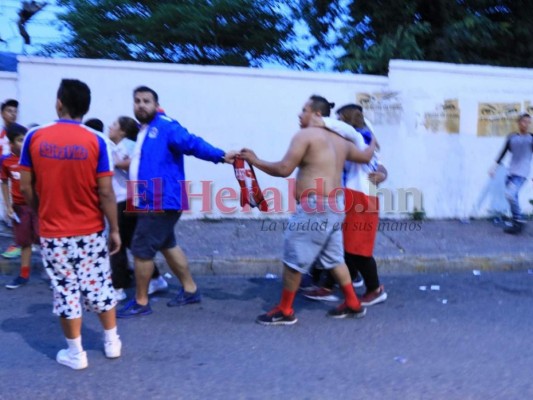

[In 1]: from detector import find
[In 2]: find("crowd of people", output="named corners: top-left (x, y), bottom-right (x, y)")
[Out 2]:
top-left (1, 79), bottom-right (529, 370)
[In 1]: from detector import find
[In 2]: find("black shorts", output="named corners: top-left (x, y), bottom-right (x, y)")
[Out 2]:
top-left (130, 211), bottom-right (182, 259)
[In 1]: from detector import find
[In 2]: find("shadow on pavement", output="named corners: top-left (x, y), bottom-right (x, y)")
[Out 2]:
top-left (1, 302), bottom-right (106, 360)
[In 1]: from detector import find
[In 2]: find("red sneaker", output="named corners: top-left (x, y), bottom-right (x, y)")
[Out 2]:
top-left (303, 287), bottom-right (340, 302)
top-left (360, 285), bottom-right (387, 306)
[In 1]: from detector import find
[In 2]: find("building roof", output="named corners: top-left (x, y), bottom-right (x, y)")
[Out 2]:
top-left (0, 52), bottom-right (18, 72)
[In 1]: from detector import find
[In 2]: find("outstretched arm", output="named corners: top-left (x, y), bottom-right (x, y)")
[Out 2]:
top-left (489, 135), bottom-right (511, 177)
top-left (321, 117), bottom-right (359, 143)
top-left (240, 133), bottom-right (308, 177)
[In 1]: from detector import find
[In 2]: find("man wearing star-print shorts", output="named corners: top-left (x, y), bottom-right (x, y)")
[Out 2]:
top-left (19, 79), bottom-right (122, 370)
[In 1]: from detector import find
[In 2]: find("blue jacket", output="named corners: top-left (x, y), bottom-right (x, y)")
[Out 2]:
top-left (136, 113), bottom-right (224, 211)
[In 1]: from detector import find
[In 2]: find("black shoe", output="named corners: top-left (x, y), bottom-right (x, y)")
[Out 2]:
top-left (327, 303), bottom-right (367, 319)
top-left (504, 221), bottom-right (524, 235)
top-left (256, 307), bottom-right (297, 326)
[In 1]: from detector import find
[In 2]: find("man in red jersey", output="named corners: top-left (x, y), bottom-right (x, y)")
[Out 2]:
top-left (2, 123), bottom-right (39, 289)
top-left (19, 79), bottom-right (121, 370)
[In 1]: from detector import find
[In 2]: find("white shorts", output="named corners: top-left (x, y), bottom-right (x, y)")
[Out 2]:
top-left (41, 231), bottom-right (117, 319)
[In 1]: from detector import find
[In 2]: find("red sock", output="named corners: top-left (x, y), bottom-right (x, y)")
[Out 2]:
top-left (278, 288), bottom-right (296, 316)
top-left (20, 266), bottom-right (30, 279)
top-left (341, 283), bottom-right (361, 310)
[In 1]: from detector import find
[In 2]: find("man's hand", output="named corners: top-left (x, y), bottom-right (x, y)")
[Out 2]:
top-left (488, 163), bottom-right (498, 178)
top-left (108, 230), bottom-right (121, 256)
top-left (5, 206), bottom-right (14, 219)
top-left (239, 148), bottom-right (258, 165)
top-left (309, 114), bottom-right (325, 128)
top-left (368, 171), bottom-right (386, 185)
top-left (223, 150), bottom-right (238, 164)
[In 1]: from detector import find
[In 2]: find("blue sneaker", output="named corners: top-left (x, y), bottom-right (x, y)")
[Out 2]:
top-left (6, 276), bottom-right (29, 289)
top-left (116, 299), bottom-right (152, 318)
top-left (167, 288), bottom-right (201, 307)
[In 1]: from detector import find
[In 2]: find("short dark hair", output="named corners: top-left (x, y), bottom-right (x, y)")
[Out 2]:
top-left (84, 118), bottom-right (104, 132)
top-left (518, 113), bottom-right (531, 122)
top-left (336, 104), bottom-right (364, 126)
top-left (133, 86), bottom-right (158, 103)
top-left (309, 95), bottom-right (335, 117)
top-left (6, 123), bottom-right (27, 143)
top-left (118, 116), bottom-right (140, 141)
top-left (337, 104), bottom-right (363, 114)
top-left (1, 99), bottom-right (18, 112)
top-left (57, 79), bottom-right (91, 119)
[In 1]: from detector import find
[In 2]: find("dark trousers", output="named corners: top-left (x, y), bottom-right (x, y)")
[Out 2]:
top-left (110, 201), bottom-right (136, 289)
top-left (319, 252), bottom-right (380, 293)
top-left (110, 202), bottom-right (162, 289)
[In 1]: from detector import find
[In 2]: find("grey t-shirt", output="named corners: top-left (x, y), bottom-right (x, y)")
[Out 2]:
top-left (498, 133), bottom-right (533, 178)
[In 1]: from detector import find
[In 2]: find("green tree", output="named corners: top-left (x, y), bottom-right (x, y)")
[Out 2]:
top-left (300, 0), bottom-right (533, 75)
top-left (43, 0), bottom-right (301, 68)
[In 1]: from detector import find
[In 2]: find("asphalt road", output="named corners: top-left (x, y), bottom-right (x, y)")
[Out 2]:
top-left (1, 270), bottom-right (532, 400)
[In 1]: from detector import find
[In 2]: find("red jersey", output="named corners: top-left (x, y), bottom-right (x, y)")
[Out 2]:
top-left (0, 153), bottom-right (25, 205)
top-left (19, 120), bottom-right (113, 238)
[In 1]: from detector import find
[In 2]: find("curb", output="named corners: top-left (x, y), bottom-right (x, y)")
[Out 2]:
top-left (2, 254), bottom-right (531, 278)
top-left (185, 253), bottom-right (533, 276)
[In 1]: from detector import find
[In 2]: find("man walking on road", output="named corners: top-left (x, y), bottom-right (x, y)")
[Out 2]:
top-left (240, 95), bottom-right (376, 325)
top-left (489, 113), bottom-right (533, 234)
top-left (117, 86), bottom-right (236, 318)
top-left (20, 79), bottom-right (122, 370)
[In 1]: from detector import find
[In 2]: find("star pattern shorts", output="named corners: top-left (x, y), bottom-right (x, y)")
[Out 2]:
top-left (41, 231), bottom-right (117, 319)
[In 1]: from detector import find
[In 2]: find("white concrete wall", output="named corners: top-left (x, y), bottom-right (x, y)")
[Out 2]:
top-left (11, 56), bottom-right (533, 219)
top-left (385, 60), bottom-right (533, 219)
top-left (16, 56), bottom-right (387, 218)
top-left (0, 72), bottom-right (18, 102)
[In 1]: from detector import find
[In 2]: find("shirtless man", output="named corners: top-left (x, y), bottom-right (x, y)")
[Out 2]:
top-left (240, 95), bottom-right (376, 325)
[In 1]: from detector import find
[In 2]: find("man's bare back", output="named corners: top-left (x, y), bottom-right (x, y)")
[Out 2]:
top-left (294, 127), bottom-right (353, 200)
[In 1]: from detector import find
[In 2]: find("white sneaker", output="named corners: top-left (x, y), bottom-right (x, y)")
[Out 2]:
top-left (148, 276), bottom-right (168, 295)
top-left (56, 349), bottom-right (88, 370)
top-left (104, 337), bottom-right (122, 359)
top-left (115, 288), bottom-right (127, 302)
top-left (352, 276), bottom-right (364, 288)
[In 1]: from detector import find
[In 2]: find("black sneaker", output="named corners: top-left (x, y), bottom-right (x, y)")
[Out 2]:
top-left (504, 221), bottom-right (524, 235)
top-left (256, 307), bottom-right (297, 326)
top-left (327, 303), bottom-right (367, 319)
top-left (167, 288), bottom-right (201, 307)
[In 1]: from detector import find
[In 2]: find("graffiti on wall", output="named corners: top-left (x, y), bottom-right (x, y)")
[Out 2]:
top-left (525, 101), bottom-right (533, 116)
top-left (422, 99), bottom-right (460, 134)
top-left (477, 103), bottom-right (520, 137)
top-left (356, 92), bottom-right (403, 125)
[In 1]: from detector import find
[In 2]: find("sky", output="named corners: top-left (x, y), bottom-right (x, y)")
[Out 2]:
top-left (0, 0), bottom-right (64, 54)
top-left (0, 0), bottom-right (344, 71)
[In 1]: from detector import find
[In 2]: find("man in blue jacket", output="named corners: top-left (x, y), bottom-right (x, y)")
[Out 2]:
top-left (118, 86), bottom-right (236, 318)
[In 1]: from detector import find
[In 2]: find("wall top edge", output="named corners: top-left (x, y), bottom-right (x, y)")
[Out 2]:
top-left (390, 59), bottom-right (533, 78)
top-left (16, 56), bottom-right (388, 85)
top-left (0, 71), bottom-right (17, 80)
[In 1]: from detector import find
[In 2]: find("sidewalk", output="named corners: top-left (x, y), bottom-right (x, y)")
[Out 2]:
top-left (2, 218), bottom-right (530, 278)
